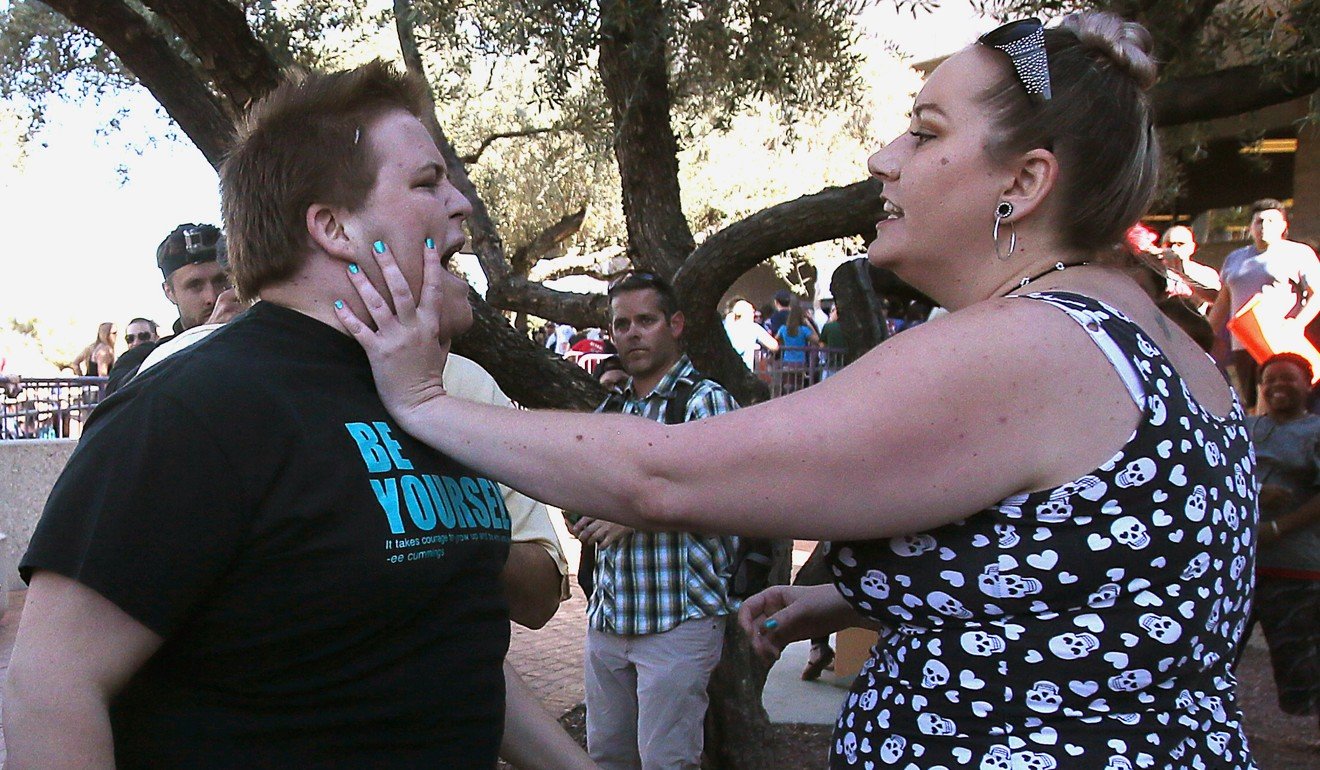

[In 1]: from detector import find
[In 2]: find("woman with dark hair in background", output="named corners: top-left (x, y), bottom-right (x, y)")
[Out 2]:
top-left (340, 13), bottom-right (1256, 767)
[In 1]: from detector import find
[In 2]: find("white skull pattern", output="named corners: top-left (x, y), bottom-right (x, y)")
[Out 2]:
top-left (1138, 612), bottom-right (1182, 644)
top-left (928, 590), bottom-right (974, 619)
top-left (857, 687), bottom-right (878, 711)
top-left (1136, 333), bottom-right (1158, 358)
top-left (1048, 632), bottom-right (1100, 660)
top-left (840, 731), bottom-right (858, 765)
top-left (1026, 681), bottom-right (1062, 714)
top-left (1087, 583), bottom-right (1121, 609)
top-left (1115, 458), bottom-right (1157, 488)
top-left (1035, 497), bottom-right (1074, 523)
top-left (994, 523), bottom-right (1020, 548)
top-left (1222, 500), bottom-right (1239, 529)
top-left (980, 745), bottom-right (1012, 770)
top-left (917, 712), bottom-right (957, 736)
top-left (1182, 552), bottom-right (1210, 580)
top-left (921, 659), bottom-right (950, 688)
top-left (1111, 516), bottom-right (1151, 549)
top-left (859, 570), bottom-right (890, 600)
top-left (890, 533), bottom-right (937, 557)
top-left (961, 630), bottom-right (1007, 656)
top-left (1106, 757), bottom-right (1135, 770)
top-left (1185, 485), bottom-right (1208, 522)
top-left (879, 735), bottom-right (907, 763)
top-left (1148, 394), bottom-right (1167, 425)
top-left (1108, 668), bottom-right (1153, 692)
top-left (978, 564), bottom-right (1044, 598)
top-left (1014, 750), bottom-right (1058, 770)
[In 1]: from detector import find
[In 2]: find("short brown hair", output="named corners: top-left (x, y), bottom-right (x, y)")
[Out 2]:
top-left (979, 13), bottom-right (1159, 252)
top-left (220, 59), bottom-right (431, 299)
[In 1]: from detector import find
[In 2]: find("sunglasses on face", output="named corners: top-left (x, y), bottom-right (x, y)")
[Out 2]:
top-left (125, 332), bottom-right (154, 344)
top-left (608, 270), bottom-right (667, 293)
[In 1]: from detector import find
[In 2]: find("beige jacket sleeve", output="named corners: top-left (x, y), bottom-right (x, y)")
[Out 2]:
top-left (442, 355), bottom-right (570, 599)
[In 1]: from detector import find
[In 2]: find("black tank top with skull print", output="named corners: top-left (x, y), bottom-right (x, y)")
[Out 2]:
top-left (825, 292), bottom-right (1257, 769)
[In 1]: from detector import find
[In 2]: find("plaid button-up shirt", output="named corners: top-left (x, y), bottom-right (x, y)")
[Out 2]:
top-left (587, 355), bottom-right (741, 635)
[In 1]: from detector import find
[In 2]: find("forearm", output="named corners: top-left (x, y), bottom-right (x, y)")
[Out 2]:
top-left (3, 680), bottom-right (116, 769)
top-left (399, 397), bottom-right (678, 530)
top-left (503, 543), bottom-right (564, 629)
top-left (500, 663), bottom-right (596, 770)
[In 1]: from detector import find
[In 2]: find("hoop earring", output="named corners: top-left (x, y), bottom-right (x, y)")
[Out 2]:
top-left (993, 201), bottom-right (1017, 261)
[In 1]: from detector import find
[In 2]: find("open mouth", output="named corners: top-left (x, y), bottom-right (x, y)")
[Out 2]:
top-left (882, 200), bottom-right (904, 220)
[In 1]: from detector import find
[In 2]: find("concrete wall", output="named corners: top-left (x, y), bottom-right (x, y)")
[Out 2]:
top-left (0, 440), bottom-right (75, 591)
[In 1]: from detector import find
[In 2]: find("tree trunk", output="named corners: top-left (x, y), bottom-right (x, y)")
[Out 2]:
top-left (830, 257), bottom-right (889, 361)
top-left (703, 539), bottom-right (793, 769)
top-left (703, 622), bottom-right (778, 769)
top-left (597, 0), bottom-right (696, 278)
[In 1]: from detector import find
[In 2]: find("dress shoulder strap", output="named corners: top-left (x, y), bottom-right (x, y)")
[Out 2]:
top-left (1012, 291), bottom-right (1150, 406)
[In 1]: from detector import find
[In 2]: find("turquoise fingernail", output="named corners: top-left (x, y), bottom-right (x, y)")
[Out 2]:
top-left (348, 263), bottom-right (360, 274)
top-left (334, 300), bottom-right (344, 310)
top-left (373, 240), bottom-right (386, 254)
top-left (425, 237), bottom-right (434, 249)
top-left (763, 618), bottom-right (779, 630)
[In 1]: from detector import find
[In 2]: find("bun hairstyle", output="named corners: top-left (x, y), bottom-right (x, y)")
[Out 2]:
top-left (980, 12), bottom-right (1160, 253)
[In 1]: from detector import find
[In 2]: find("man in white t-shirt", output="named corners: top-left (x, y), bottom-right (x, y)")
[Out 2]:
top-left (1208, 199), bottom-right (1320, 408)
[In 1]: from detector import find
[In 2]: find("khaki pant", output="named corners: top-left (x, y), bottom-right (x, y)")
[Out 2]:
top-left (584, 616), bottom-right (727, 770)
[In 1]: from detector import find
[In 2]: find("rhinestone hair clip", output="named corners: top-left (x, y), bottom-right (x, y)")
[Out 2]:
top-left (978, 18), bottom-right (1052, 102)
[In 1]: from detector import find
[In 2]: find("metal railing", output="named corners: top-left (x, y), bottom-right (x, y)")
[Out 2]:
top-left (0, 377), bottom-right (106, 440)
top-left (755, 347), bottom-right (847, 397)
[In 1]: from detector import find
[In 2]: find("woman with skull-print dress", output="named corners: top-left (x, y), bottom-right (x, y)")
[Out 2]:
top-left (826, 290), bottom-right (1255, 768)
top-left (336, 11), bottom-right (1257, 770)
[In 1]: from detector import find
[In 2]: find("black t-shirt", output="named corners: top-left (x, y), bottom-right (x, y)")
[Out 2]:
top-left (22, 302), bottom-right (511, 768)
top-left (103, 340), bottom-right (160, 395)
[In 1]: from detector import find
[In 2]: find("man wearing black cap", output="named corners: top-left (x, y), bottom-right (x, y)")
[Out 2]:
top-left (104, 223), bottom-right (232, 394)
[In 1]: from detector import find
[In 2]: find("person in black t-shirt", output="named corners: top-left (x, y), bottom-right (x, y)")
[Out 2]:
top-left (7, 60), bottom-right (592, 770)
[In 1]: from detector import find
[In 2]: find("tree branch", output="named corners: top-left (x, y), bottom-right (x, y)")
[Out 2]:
top-left (460, 126), bottom-right (563, 165)
top-left (673, 178), bottom-right (885, 404)
top-left (42, 0), bottom-right (234, 168)
top-left (484, 277), bottom-right (611, 330)
top-left (1153, 62), bottom-right (1320, 126)
top-left (140, 0), bottom-right (283, 113)
top-left (511, 208), bottom-right (587, 274)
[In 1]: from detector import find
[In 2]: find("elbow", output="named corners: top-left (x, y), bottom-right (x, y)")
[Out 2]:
top-left (627, 474), bottom-right (695, 531)
top-left (510, 593), bottom-right (559, 630)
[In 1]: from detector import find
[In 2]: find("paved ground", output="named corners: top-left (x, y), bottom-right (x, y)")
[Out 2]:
top-left (1, 546), bottom-right (1316, 767)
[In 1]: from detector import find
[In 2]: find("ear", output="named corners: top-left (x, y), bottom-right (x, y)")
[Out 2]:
top-left (668, 309), bottom-right (686, 339)
top-left (306, 203), bottom-right (357, 263)
top-left (999, 148), bottom-right (1059, 223)
top-left (161, 279), bottom-right (178, 306)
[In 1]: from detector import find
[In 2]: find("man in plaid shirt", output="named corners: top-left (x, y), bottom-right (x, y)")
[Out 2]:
top-left (568, 272), bottom-right (740, 770)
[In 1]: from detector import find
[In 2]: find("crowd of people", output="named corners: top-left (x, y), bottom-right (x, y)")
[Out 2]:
top-left (3, 10), bottom-right (1319, 770)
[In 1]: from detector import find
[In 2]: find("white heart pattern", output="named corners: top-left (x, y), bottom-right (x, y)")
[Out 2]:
top-left (820, 294), bottom-right (1255, 769)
